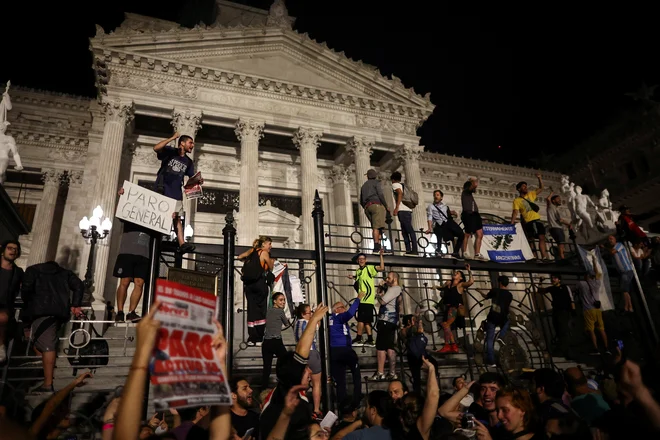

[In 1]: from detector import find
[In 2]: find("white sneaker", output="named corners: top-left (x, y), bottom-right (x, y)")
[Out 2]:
top-left (0, 345), bottom-right (6, 363)
top-left (370, 372), bottom-right (386, 381)
top-left (255, 341), bottom-right (263, 347)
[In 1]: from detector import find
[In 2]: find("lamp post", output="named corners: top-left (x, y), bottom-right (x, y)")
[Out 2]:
top-left (79, 205), bottom-right (112, 294)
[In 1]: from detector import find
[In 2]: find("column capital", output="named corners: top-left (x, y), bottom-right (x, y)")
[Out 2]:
top-left (329, 165), bottom-right (351, 185)
top-left (171, 108), bottom-right (203, 138)
top-left (41, 168), bottom-right (65, 186)
top-left (292, 127), bottom-right (323, 150)
top-left (65, 170), bottom-right (84, 186)
top-left (377, 170), bottom-right (390, 181)
top-left (394, 143), bottom-right (425, 163)
top-left (101, 98), bottom-right (135, 125)
top-left (345, 136), bottom-right (375, 157)
top-left (235, 118), bottom-right (265, 142)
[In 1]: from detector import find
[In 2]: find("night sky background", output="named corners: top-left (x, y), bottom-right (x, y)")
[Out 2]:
top-left (2, 1), bottom-right (658, 168)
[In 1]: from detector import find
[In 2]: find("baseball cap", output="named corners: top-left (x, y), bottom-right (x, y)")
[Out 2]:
top-left (365, 169), bottom-right (378, 179)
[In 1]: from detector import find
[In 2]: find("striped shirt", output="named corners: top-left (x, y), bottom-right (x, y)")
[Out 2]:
top-left (264, 307), bottom-right (289, 339)
top-left (294, 319), bottom-right (318, 351)
top-left (613, 242), bottom-right (634, 273)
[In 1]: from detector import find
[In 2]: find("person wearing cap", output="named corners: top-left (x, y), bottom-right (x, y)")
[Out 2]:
top-left (475, 275), bottom-right (513, 367)
top-left (511, 173), bottom-right (548, 260)
top-left (360, 169), bottom-right (390, 254)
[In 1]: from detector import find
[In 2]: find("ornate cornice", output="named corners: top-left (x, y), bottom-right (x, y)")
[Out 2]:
top-left (8, 129), bottom-right (88, 150)
top-left (394, 144), bottom-right (424, 163)
top-left (92, 16), bottom-right (433, 108)
top-left (292, 127), bottom-right (322, 150)
top-left (10, 85), bottom-right (91, 110)
top-left (420, 152), bottom-right (564, 179)
top-left (41, 168), bottom-right (66, 186)
top-left (234, 118), bottom-right (264, 142)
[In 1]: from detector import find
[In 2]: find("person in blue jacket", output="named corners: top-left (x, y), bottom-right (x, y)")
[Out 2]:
top-left (329, 291), bottom-right (364, 409)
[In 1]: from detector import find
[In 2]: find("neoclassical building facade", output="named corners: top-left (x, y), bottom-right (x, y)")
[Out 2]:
top-left (3, 1), bottom-right (565, 310)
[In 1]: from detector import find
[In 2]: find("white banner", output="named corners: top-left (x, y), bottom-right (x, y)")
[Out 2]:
top-left (480, 223), bottom-right (535, 263)
top-left (115, 180), bottom-right (176, 235)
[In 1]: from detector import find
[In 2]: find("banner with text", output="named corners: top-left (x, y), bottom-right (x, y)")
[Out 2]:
top-left (150, 280), bottom-right (232, 409)
top-left (481, 223), bottom-right (535, 263)
top-left (115, 180), bottom-right (176, 235)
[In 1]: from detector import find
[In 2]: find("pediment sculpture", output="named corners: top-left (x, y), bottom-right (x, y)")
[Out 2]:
top-left (0, 81), bottom-right (24, 184)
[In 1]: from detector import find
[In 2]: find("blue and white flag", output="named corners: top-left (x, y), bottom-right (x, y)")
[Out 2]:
top-left (480, 224), bottom-right (535, 263)
top-left (577, 246), bottom-right (614, 311)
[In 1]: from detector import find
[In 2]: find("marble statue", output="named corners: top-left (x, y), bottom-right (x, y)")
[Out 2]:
top-left (595, 189), bottom-right (619, 232)
top-left (0, 82), bottom-right (23, 183)
top-left (561, 179), bottom-right (578, 224)
top-left (573, 185), bottom-right (596, 239)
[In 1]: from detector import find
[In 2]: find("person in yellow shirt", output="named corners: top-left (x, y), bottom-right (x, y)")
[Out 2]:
top-left (347, 249), bottom-right (385, 346)
top-left (511, 173), bottom-right (548, 260)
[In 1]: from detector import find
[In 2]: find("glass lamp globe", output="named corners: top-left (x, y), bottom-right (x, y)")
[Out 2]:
top-left (79, 216), bottom-right (90, 231)
top-left (92, 205), bottom-right (104, 219)
top-left (101, 218), bottom-right (113, 232)
top-left (89, 215), bottom-right (101, 230)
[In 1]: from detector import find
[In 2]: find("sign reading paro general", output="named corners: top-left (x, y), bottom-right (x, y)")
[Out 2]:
top-left (116, 180), bottom-right (177, 235)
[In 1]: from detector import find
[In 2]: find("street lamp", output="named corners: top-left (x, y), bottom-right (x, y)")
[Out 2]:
top-left (184, 224), bottom-right (194, 241)
top-left (79, 205), bottom-right (112, 292)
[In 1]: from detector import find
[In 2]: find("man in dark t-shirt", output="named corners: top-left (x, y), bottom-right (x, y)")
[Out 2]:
top-left (538, 273), bottom-right (575, 358)
top-left (153, 132), bottom-right (196, 253)
top-left (229, 376), bottom-right (260, 439)
top-left (0, 240), bottom-right (23, 363)
top-left (476, 275), bottom-right (513, 366)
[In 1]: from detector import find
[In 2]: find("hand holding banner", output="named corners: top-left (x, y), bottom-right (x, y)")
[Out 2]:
top-left (150, 280), bottom-right (232, 409)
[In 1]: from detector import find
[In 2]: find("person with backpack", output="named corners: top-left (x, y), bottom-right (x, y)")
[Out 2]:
top-left (391, 171), bottom-right (419, 256)
top-left (238, 236), bottom-right (276, 346)
top-left (425, 189), bottom-right (464, 259)
top-left (20, 261), bottom-right (84, 392)
top-left (511, 174), bottom-right (548, 260)
top-left (461, 177), bottom-right (486, 260)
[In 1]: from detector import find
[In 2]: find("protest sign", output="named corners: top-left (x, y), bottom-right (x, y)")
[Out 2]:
top-left (184, 171), bottom-right (204, 200)
top-left (116, 180), bottom-right (176, 235)
top-left (150, 280), bottom-right (232, 409)
top-left (480, 223), bottom-right (535, 263)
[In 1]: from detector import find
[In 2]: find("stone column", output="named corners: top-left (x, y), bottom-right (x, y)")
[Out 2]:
top-left (329, 165), bottom-right (353, 250)
top-left (293, 127), bottom-right (323, 249)
top-left (172, 109), bottom-right (203, 269)
top-left (91, 98), bottom-right (135, 306)
top-left (235, 118), bottom-right (265, 245)
top-left (27, 169), bottom-right (64, 266)
top-left (395, 144), bottom-right (426, 233)
top-left (346, 136), bottom-right (374, 229)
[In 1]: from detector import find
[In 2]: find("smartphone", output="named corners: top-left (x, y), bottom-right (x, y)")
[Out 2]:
top-left (242, 427), bottom-right (255, 440)
top-left (616, 339), bottom-right (624, 351)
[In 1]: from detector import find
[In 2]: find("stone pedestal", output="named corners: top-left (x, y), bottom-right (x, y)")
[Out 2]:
top-left (293, 127), bottom-right (323, 249)
top-left (91, 98), bottom-right (134, 306)
top-left (27, 169), bottom-right (64, 266)
top-left (172, 108), bottom-right (203, 269)
top-left (235, 118), bottom-right (264, 246)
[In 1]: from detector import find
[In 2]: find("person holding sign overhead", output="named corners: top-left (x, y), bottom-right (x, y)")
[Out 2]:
top-left (153, 132), bottom-right (196, 254)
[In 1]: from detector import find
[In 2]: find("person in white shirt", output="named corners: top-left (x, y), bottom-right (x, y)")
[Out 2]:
top-left (391, 171), bottom-right (418, 256)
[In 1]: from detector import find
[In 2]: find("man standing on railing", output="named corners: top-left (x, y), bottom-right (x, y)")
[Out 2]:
top-left (461, 177), bottom-right (486, 260)
top-left (391, 171), bottom-right (418, 256)
top-left (0, 240), bottom-right (23, 364)
top-left (546, 192), bottom-right (572, 260)
top-left (538, 273), bottom-right (575, 359)
top-left (360, 169), bottom-right (390, 254)
top-left (475, 275), bottom-right (513, 367)
top-left (425, 190), bottom-right (464, 259)
top-left (511, 174), bottom-right (548, 260)
top-left (347, 249), bottom-right (385, 346)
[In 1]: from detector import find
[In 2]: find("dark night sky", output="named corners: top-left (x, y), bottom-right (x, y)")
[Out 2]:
top-left (2, 1), bottom-right (658, 168)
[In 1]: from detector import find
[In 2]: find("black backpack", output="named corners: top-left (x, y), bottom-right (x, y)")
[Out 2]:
top-left (241, 250), bottom-right (264, 284)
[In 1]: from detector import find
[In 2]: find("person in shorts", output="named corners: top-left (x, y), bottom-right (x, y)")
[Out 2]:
top-left (153, 132), bottom-right (196, 254)
top-left (607, 234), bottom-right (635, 312)
top-left (294, 303), bottom-right (323, 419)
top-left (360, 169), bottom-right (390, 254)
top-left (511, 174), bottom-right (548, 260)
top-left (575, 255), bottom-right (609, 355)
top-left (371, 271), bottom-right (402, 381)
top-left (113, 189), bottom-right (154, 322)
top-left (347, 250), bottom-right (385, 346)
top-left (546, 192), bottom-right (572, 259)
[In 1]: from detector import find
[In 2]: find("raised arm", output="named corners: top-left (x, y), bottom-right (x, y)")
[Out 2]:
top-left (153, 132), bottom-right (179, 153)
top-left (375, 249), bottom-right (385, 271)
top-left (296, 304), bottom-right (328, 359)
top-left (438, 380), bottom-right (473, 422)
top-left (237, 247), bottom-right (254, 261)
top-left (417, 357), bottom-right (439, 439)
top-left (460, 264), bottom-right (474, 289)
top-left (536, 173), bottom-right (544, 195)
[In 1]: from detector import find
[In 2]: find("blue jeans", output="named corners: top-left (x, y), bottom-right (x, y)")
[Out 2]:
top-left (485, 320), bottom-right (510, 364)
top-left (397, 211), bottom-right (418, 253)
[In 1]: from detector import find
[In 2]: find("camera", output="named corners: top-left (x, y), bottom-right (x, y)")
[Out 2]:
top-left (461, 413), bottom-right (476, 429)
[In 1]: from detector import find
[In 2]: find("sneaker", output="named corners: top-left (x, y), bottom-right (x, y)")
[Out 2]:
top-left (0, 345), bottom-right (6, 363)
top-left (351, 337), bottom-right (363, 347)
top-left (385, 372), bottom-right (398, 380)
top-left (178, 243), bottom-right (196, 253)
top-left (255, 341), bottom-right (263, 347)
top-left (474, 254), bottom-right (487, 261)
top-left (382, 249), bottom-right (394, 255)
top-left (364, 338), bottom-right (376, 347)
top-left (496, 338), bottom-right (506, 346)
top-left (31, 384), bottom-right (54, 394)
top-left (115, 311), bottom-right (125, 322)
top-left (450, 343), bottom-right (459, 354)
top-left (436, 344), bottom-right (454, 354)
top-left (126, 311), bottom-right (141, 322)
top-left (246, 341), bottom-right (256, 347)
top-left (370, 372), bottom-right (386, 381)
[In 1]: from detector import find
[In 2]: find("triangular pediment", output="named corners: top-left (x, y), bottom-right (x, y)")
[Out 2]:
top-left (259, 202), bottom-right (300, 224)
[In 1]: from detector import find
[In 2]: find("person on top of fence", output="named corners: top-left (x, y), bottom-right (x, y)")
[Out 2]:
top-left (511, 174), bottom-right (549, 260)
top-left (360, 169), bottom-right (390, 255)
top-left (461, 177), bottom-right (486, 260)
top-left (546, 191), bottom-right (572, 260)
top-left (238, 235), bottom-right (276, 346)
top-left (347, 248), bottom-right (385, 347)
top-left (371, 270), bottom-right (402, 381)
top-left (436, 263), bottom-right (473, 354)
top-left (475, 275), bottom-right (513, 367)
top-left (153, 132), bottom-right (196, 254)
top-left (425, 189), bottom-right (464, 259)
top-left (390, 171), bottom-right (419, 256)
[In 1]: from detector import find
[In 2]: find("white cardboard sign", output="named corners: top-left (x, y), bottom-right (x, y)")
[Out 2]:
top-left (115, 180), bottom-right (176, 235)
